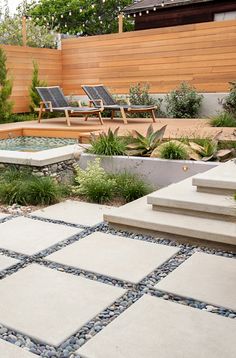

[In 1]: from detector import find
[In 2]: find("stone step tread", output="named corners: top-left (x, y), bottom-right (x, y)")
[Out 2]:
top-left (192, 161), bottom-right (236, 190)
top-left (104, 197), bottom-right (236, 246)
top-left (147, 178), bottom-right (236, 216)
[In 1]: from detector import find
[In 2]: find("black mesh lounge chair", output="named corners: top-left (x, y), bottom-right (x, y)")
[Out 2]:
top-left (36, 86), bottom-right (104, 126)
top-left (82, 84), bottom-right (157, 124)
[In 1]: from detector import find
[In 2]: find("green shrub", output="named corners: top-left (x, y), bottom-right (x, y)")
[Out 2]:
top-left (0, 169), bottom-right (64, 205)
top-left (73, 159), bottom-right (116, 203)
top-left (159, 141), bottom-right (188, 160)
top-left (88, 128), bottom-right (126, 156)
top-left (114, 172), bottom-right (152, 203)
top-left (0, 48), bottom-right (13, 123)
top-left (72, 159), bottom-right (151, 204)
top-left (222, 81), bottom-right (236, 115)
top-left (129, 83), bottom-right (166, 118)
top-left (210, 112), bottom-right (236, 127)
top-left (29, 61), bottom-right (47, 112)
top-left (165, 82), bottom-right (203, 118)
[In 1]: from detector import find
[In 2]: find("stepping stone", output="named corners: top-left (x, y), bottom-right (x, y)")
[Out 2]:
top-left (155, 252), bottom-right (236, 311)
top-left (0, 339), bottom-right (38, 357)
top-left (78, 295), bottom-right (236, 358)
top-left (32, 200), bottom-right (113, 226)
top-left (0, 217), bottom-right (81, 255)
top-left (46, 232), bottom-right (179, 283)
top-left (0, 264), bottom-right (126, 347)
top-left (0, 254), bottom-right (19, 271)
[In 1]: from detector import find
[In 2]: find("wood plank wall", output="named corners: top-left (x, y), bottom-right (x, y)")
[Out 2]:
top-left (2, 45), bottom-right (62, 113)
top-left (61, 20), bottom-right (236, 96)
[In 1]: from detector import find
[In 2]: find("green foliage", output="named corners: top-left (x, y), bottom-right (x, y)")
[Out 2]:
top-left (88, 128), bottom-right (126, 156)
top-left (8, 113), bottom-right (38, 123)
top-left (210, 111), bottom-right (236, 127)
top-left (114, 172), bottom-right (152, 202)
top-left (222, 81), bottom-right (236, 115)
top-left (0, 168), bottom-right (65, 205)
top-left (165, 82), bottom-right (203, 118)
top-left (29, 61), bottom-right (47, 111)
top-left (129, 83), bottom-right (165, 118)
top-left (159, 141), bottom-right (188, 160)
top-left (0, 48), bottom-right (13, 123)
top-left (28, 0), bottom-right (134, 36)
top-left (126, 125), bottom-right (167, 156)
top-left (73, 159), bottom-right (116, 203)
top-left (0, 15), bottom-right (57, 48)
top-left (234, 193), bottom-right (236, 201)
top-left (72, 159), bottom-right (151, 204)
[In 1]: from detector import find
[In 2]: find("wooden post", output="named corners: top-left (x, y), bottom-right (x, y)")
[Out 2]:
top-left (22, 16), bottom-right (27, 47)
top-left (118, 13), bottom-right (123, 33)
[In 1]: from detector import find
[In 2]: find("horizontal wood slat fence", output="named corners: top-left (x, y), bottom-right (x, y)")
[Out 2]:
top-left (1, 20), bottom-right (236, 112)
top-left (2, 45), bottom-right (62, 113)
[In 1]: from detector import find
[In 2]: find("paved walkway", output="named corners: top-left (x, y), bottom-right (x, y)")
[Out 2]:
top-left (0, 201), bottom-right (235, 358)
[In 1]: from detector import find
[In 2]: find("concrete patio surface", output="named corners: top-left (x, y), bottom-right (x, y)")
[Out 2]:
top-left (0, 200), bottom-right (235, 357)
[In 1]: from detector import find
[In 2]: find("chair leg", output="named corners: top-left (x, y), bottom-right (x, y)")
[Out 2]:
top-left (38, 104), bottom-right (43, 123)
top-left (98, 112), bottom-right (104, 125)
top-left (120, 108), bottom-right (128, 124)
top-left (65, 110), bottom-right (71, 126)
top-left (151, 109), bottom-right (156, 123)
top-left (84, 115), bottom-right (88, 121)
top-left (111, 110), bottom-right (115, 120)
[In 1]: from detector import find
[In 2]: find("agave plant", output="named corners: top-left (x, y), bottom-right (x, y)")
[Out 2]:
top-left (125, 125), bottom-right (167, 156)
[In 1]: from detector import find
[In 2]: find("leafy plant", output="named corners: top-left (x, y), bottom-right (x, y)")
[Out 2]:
top-left (0, 47), bottom-right (13, 123)
top-left (29, 61), bottom-right (47, 111)
top-left (0, 169), bottom-right (64, 205)
top-left (72, 159), bottom-right (151, 204)
top-left (222, 81), bottom-right (236, 115)
top-left (159, 141), bottom-right (188, 160)
top-left (165, 82), bottom-right (203, 118)
top-left (0, 14), bottom-right (57, 48)
top-left (129, 83), bottom-right (165, 118)
top-left (88, 128), bottom-right (126, 156)
top-left (210, 111), bottom-right (236, 127)
top-left (73, 159), bottom-right (116, 203)
top-left (114, 172), bottom-right (152, 202)
top-left (126, 125), bottom-right (167, 156)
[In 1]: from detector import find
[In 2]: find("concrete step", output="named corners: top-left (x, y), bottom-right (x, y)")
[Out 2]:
top-left (192, 160), bottom-right (236, 195)
top-left (104, 197), bottom-right (236, 248)
top-left (147, 178), bottom-right (236, 221)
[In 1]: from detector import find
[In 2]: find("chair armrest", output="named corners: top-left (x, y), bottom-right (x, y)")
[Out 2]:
top-left (40, 101), bottom-right (53, 112)
top-left (90, 99), bottom-right (104, 111)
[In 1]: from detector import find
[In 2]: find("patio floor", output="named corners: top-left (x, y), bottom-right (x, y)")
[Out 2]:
top-left (0, 200), bottom-right (235, 357)
top-left (0, 117), bottom-right (235, 141)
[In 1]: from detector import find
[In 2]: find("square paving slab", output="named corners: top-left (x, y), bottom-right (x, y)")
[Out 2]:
top-left (0, 339), bottom-right (38, 357)
top-left (0, 264), bottom-right (126, 347)
top-left (32, 200), bottom-right (113, 226)
top-left (46, 232), bottom-right (179, 283)
top-left (0, 217), bottom-right (81, 255)
top-left (78, 295), bottom-right (236, 358)
top-left (155, 252), bottom-right (236, 311)
top-left (0, 254), bottom-right (19, 271)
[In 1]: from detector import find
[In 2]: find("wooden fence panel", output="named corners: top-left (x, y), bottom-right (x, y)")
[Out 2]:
top-left (61, 20), bottom-right (236, 95)
top-left (2, 45), bottom-right (62, 113)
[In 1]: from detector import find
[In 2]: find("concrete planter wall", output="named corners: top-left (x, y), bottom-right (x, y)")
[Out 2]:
top-left (78, 153), bottom-right (219, 188)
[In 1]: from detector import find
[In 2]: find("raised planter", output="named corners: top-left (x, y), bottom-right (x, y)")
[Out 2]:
top-left (78, 153), bottom-right (220, 188)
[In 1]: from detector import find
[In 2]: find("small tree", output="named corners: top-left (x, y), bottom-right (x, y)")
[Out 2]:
top-left (222, 81), bottom-right (236, 116)
top-left (0, 47), bottom-right (13, 123)
top-left (29, 61), bottom-right (47, 111)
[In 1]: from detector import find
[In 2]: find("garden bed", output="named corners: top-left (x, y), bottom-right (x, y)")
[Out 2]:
top-left (78, 153), bottom-right (219, 188)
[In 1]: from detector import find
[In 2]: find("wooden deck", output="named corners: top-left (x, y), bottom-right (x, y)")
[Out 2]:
top-left (0, 117), bottom-right (235, 142)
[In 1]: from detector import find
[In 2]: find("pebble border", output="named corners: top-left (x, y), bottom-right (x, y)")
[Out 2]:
top-left (0, 216), bottom-right (235, 358)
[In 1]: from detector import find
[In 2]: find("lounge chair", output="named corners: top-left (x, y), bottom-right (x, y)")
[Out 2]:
top-left (82, 84), bottom-right (157, 124)
top-left (36, 86), bottom-right (104, 126)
